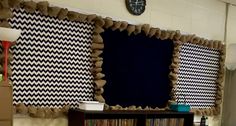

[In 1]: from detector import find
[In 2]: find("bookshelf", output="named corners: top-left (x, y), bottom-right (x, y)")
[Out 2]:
top-left (68, 109), bottom-right (194, 126)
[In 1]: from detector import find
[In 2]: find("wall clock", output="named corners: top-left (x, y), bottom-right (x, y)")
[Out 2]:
top-left (125, 0), bottom-right (146, 15)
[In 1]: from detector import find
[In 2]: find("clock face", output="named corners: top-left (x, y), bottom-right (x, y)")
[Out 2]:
top-left (125, 0), bottom-right (146, 15)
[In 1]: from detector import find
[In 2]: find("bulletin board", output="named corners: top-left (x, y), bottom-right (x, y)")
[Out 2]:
top-left (175, 43), bottom-right (220, 109)
top-left (170, 40), bottom-right (225, 115)
top-left (101, 29), bottom-right (174, 108)
top-left (9, 8), bottom-right (95, 108)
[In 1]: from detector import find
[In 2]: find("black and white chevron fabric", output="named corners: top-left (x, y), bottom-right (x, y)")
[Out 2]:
top-left (8, 8), bottom-right (95, 108)
top-left (175, 43), bottom-right (220, 109)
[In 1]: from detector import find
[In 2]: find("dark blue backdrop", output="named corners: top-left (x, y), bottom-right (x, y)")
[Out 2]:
top-left (101, 29), bottom-right (174, 108)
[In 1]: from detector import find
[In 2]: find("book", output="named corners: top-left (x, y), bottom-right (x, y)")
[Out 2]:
top-left (79, 101), bottom-right (104, 111)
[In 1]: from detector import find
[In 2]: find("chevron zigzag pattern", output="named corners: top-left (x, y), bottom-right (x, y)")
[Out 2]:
top-left (175, 43), bottom-right (220, 109)
top-left (9, 8), bottom-right (95, 108)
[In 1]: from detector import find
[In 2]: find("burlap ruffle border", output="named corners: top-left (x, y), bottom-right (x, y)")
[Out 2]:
top-left (14, 103), bottom-right (69, 118)
top-left (0, 0), bottom-right (225, 117)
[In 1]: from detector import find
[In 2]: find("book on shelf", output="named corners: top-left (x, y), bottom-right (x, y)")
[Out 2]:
top-left (78, 101), bottom-right (104, 111)
top-left (84, 119), bottom-right (185, 126)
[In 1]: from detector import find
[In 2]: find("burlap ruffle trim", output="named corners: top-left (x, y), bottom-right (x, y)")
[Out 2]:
top-left (14, 103), bottom-right (69, 118)
top-left (1, 0), bottom-right (225, 117)
top-left (104, 104), bottom-right (169, 111)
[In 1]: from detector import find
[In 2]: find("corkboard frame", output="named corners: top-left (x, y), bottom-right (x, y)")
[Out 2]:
top-left (0, 0), bottom-right (225, 117)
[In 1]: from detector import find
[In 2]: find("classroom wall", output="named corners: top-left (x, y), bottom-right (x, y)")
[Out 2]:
top-left (13, 0), bottom-right (228, 126)
top-left (222, 70), bottom-right (236, 126)
top-left (221, 4), bottom-right (236, 126)
top-left (46, 0), bottom-right (226, 40)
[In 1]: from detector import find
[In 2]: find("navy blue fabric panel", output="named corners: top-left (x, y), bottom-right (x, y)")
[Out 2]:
top-left (101, 29), bottom-right (174, 108)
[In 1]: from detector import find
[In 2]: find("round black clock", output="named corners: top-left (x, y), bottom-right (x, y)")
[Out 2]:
top-left (125, 0), bottom-right (146, 15)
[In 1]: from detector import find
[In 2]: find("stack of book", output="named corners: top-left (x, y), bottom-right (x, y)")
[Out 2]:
top-left (78, 101), bottom-right (104, 111)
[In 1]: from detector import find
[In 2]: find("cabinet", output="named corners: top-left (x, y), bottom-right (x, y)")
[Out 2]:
top-left (0, 85), bottom-right (13, 126)
top-left (68, 109), bottom-right (194, 126)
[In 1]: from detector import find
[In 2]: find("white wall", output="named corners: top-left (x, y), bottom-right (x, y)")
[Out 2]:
top-left (46, 0), bottom-right (226, 40)
top-left (13, 0), bottom-right (227, 126)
